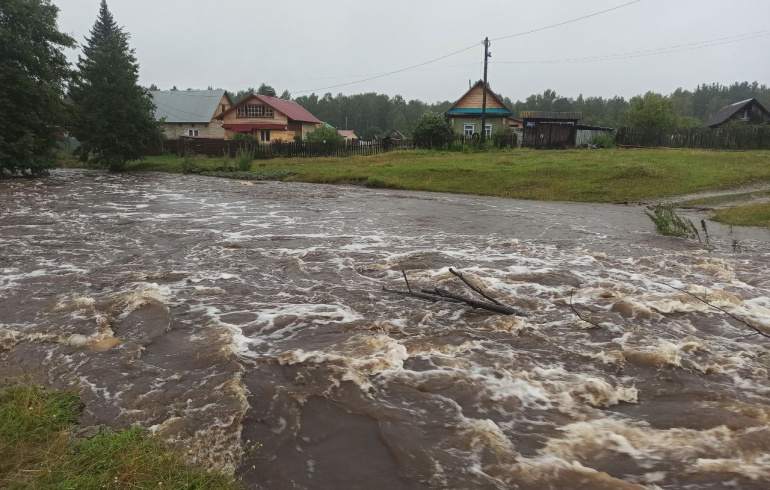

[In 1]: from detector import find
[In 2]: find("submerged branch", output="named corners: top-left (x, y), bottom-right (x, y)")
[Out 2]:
top-left (424, 287), bottom-right (519, 316)
top-left (569, 290), bottom-right (603, 329)
top-left (449, 268), bottom-right (505, 306)
top-left (667, 284), bottom-right (769, 339)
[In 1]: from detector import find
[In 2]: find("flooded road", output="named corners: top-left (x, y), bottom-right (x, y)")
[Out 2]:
top-left (1, 170), bottom-right (769, 489)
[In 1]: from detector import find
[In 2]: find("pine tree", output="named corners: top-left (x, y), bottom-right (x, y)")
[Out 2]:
top-left (82, 0), bottom-right (116, 56)
top-left (69, 1), bottom-right (161, 171)
top-left (0, 0), bottom-right (75, 177)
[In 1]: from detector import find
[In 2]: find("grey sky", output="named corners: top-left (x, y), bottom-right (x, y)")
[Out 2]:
top-left (54, 0), bottom-right (770, 103)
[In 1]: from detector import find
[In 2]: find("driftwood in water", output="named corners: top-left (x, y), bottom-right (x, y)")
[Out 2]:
top-left (569, 289), bottom-right (603, 329)
top-left (667, 284), bottom-right (769, 339)
top-left (383, 269), bottom-right (520, 316)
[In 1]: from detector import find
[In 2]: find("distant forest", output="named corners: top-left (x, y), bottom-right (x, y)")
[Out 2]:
top-left (185, 81), bottom-right (770, 139)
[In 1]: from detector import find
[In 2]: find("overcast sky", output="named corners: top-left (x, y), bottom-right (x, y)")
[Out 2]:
top-left (53, 0), bottom-right (770, 103)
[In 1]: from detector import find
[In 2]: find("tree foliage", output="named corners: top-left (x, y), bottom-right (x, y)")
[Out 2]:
top-left (0, 0), bottom-right (75, 177)
top-left (69, 0), bottom-right (161, 171)
top-left (305, 125), bottom-right (343, 143)
top-left (257, 83), bottom-right (277, 97)
top-left (412, 111), bottom-right (453, 143)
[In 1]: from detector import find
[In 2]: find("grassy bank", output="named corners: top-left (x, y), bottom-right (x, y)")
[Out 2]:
top-left (713, 202), bottom-right (770, 227)
top-left (60, 148), bottom-right (770, 203)
top-left (0, 383), bottom-right (242, 490)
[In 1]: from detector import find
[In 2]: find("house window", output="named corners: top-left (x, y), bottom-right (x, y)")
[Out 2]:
top-left (463, 124), bottom-right (475, 137)
top-left (221, 104), bottom-right (226, 113)
top-left (741, 110), bottom-right (750, 120)
top-left (186, 129), bottom-right (199, 137)
top-left (485, 124), bottom-right (492, 138)
top-left (237, 104), bottom-right (274, 118)
top-left (260, 130), bottom-right (271, 142)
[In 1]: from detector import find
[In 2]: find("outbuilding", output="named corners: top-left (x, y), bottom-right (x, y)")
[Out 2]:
top-left (520, 111), bottom-right (582, 149)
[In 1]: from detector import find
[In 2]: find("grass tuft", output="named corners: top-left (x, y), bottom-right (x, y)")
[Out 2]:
top-left (713, 202), bottom-right (770, 227)
top-left (0, 383), bottom-right (242, 490)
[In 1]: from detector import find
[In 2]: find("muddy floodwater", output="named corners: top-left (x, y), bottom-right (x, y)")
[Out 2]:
top-left (2, 170), bottom-right (770, 489)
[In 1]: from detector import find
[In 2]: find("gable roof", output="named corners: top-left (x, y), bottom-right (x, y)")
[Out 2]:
top-left (150, 90), bottom-right (229, 123)
top-left (704, 98), bottom-right (768, 127)
top-left (388, 129), bottom-right (406, 139)
top-left (222, 94), bottom-right (321, 124)
top-left (338, 130), bottom-right (359, 138)
top-left (446, 80), bottom-right (512, 116)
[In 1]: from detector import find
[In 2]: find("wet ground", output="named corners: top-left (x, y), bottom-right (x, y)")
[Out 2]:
top-left (1, 170), bottom-right (769, 489)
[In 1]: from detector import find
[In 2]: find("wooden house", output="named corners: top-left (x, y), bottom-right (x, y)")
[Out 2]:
top-left (520, 111), bottom-right (582, 149)
top-left (151, 89), bottom-right (233, 139)
top-left (386, 129), bottom-right (406, 140)
top-left (219, 94), bottom-right (321, 142)
top-left (338, 129), bottom-right (360, 141)
top-left (445, 80), bottom-right (513, 138)
top-left (705, 98), bottom-right (770, 128)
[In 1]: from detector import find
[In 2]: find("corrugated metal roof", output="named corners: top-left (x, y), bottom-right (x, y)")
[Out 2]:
top-left (704, 98), bottom-right (757, 127)
top-left (150, 90), bottom-right (226, 123)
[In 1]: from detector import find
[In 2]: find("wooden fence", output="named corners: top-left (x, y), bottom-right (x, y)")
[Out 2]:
top-left (616, 126), bottom-right (770, 150)
top-left (147, 133), bottom-right (518, 159)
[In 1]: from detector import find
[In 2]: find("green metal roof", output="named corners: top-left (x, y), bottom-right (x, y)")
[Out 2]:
top-left (447, 108), bottom-right (512, 115)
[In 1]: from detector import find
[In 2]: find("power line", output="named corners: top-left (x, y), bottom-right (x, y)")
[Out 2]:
top-left (491, 0), bottom-right (644, 41)
top-left (152, 99), bottom-right (210, 120)
top-left (291, 43), bottom-right (482, 95)
top-left (492, 30), bottom-right (770, 65)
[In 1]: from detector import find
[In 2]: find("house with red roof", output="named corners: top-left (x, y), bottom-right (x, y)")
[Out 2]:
top-left (219, 94), bottom-right (321, 142)
top-left (337, 129), bottom-right (360, 141)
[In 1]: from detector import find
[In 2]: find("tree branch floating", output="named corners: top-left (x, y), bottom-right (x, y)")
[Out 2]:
top-left (382, 269), bottom-right (522, 316)
top-left (569, 290), bottom-right (603, 329)
top-left (667, 284), bottom-right (769, 339)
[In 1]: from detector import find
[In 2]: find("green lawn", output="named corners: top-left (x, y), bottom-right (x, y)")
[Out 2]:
top-left (61, 148), bottom-right (770, 203)
top-left (0, 382), bottom-right (243, 490)
top-left (713, 202), bottom-right (770, 227)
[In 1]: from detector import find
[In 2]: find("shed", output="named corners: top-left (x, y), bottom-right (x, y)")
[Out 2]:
top-left (704, 98), bottom-right (770, 128)
top-left (520, 111), bottom-right (582, 149)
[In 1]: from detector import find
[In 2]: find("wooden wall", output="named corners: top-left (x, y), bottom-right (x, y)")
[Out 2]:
top-left (454, 85), bottom-right (505, 110)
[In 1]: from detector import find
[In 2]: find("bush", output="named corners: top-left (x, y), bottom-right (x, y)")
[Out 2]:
top-left (646, 205), bottom-right (700, 240)
top-left (413, 111), bottom-right (453, 147)
top-left (231, 132), bottom-right (258, 144)
top-left (588, 132), bottom-right (617, 149)
top-left (305, 125), bottom-right (344, 143)
top-left (491, 127), bottom-right (512, 149)
top-left (235, 146), bottom-right (254, 171)
top-left (179, 152), bottom-right (200, 174)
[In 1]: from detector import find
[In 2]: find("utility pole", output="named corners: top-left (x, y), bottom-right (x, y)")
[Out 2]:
top-left (480, 37), bottom-right (492, 144)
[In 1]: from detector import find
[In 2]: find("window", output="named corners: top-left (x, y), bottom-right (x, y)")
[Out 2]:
top-left (463, 124), bottom-right (475, 137)
top-left (485, 124), bottom-right (492, 138)
top-left (741, 110), bottom-right (750, 121)
top-left (260, 130), bottom-right (271, 142)
top-left (186, 129), bottom-right (199, 137)
top-left (221, 104), bottom-right (226, 113)
top-left (236, 104), bottom-right (274, 118)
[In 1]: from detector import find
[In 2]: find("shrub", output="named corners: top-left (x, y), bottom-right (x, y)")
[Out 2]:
top-left (179, 152), bottom-right (200, 174)
top-left (588, 132), bottom-right (617, 149)
top-left (491, 127), bottom-right (512, 149)
top-left (413, 111), bottom-right (453, 147)
top-left (645, 205), bottom-right (700, 240)
top-left (231, 132), bottom-right (258, 144)
top-left (305, 125), bottom-right (344, 143)
top-left (236, 146), bottom-right (255, 171)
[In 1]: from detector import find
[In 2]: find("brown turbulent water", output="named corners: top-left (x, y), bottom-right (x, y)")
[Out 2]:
top-left (1, 170), bottom-right (770, 489)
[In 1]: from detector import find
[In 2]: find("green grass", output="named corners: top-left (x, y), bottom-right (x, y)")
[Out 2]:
top-left (713, 202), bottom-right (770, 227)
top-left (0, 383), bottom-right (242, 490)
top-left (60, 149), bottom-right (770, 203)
top-left (645, 205), bottom-right (701, 240)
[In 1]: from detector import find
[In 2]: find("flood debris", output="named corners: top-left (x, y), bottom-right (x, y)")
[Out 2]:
top-left (383, 268), bottom-right (521, 316)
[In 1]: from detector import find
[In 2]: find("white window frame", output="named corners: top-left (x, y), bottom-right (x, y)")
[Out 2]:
top-left (260, 130), bottom-right (271, 142)
top-left (485, 124), bottom-right (492, 138)
top-left (741, 109), bottom-right (750, 121)
top-left (463, 124), bottom-right (475, 137)
top-left (186, 129), bottom-right (199, 137)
